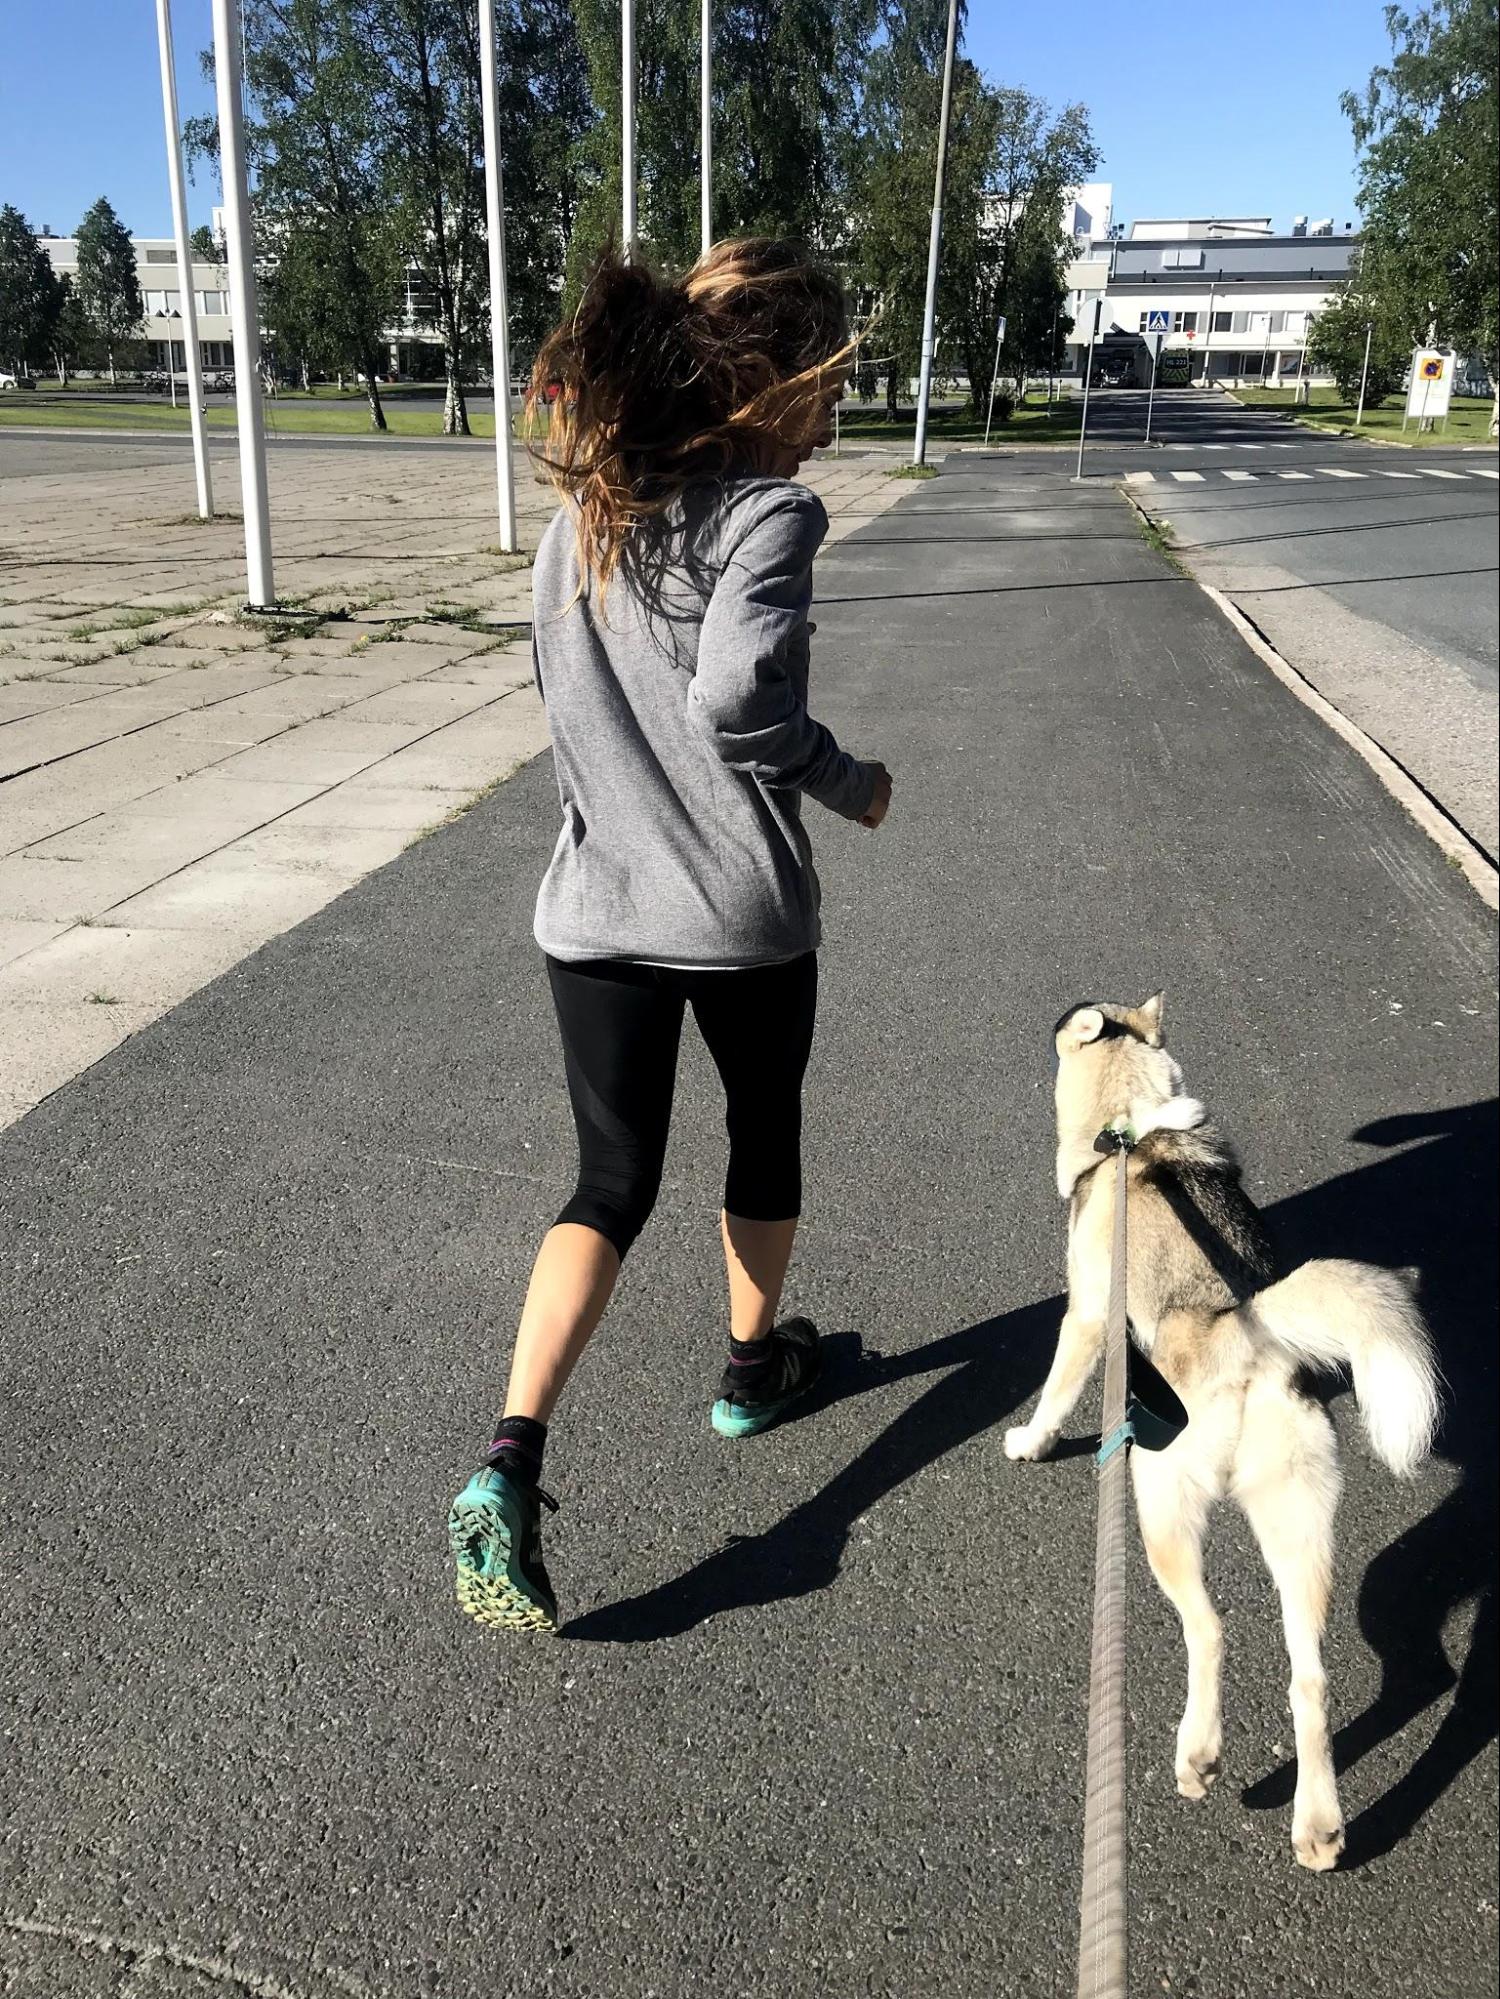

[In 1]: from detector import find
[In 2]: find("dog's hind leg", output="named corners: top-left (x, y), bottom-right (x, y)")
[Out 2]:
top-left (1134, 1454), bottom-right (1223, 1799)
top-left (1235, 1395), bottom-right (1344, 1872)
top-left (1003, 1307), bottom-right (1104, 1461)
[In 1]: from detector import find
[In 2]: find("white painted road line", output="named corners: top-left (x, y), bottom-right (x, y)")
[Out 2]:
top-left (1468, 466), bottom-right (1498, 479)
top-left (1125, 471), bottom-right (1157, 485)
top-left (1224, 470), bottom-right (1259, 482)
top-left (1418, 467), bottom-right (1467, 479)
top-left (1276, 470), bottom-right (1315, 480)
top-left (1377, 470), bottom-right (1421, 478)
top-left (1170, 470), bottom-right (1206, 483)
top-left (1317, 467), bottom-right (1366, 479)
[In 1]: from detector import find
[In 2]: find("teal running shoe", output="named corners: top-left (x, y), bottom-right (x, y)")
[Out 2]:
top-left (711, 1317), bottom-right (822, 1439)
top-left (448, 1463), bottom-right (559, 1633)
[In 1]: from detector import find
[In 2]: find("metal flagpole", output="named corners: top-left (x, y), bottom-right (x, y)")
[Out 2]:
top-left (700, 0), bottom-right (712, 258)
top-left (155, 0), bottom-right (212, 519)
top-left (1073, 298), bottom-right (1101, 481)
top-left (912, 0), bottom-right (959, 468)
top-left (1355, 322), bottom-right (1373, 427)
top-left (621, 0), bottom-right (637, 256)
top-left (983, 311), bottom-right (1007, 447)
top-left (211, 0), bottom-right (272, 606)
top-left (478, 0), bottom-right (517, 553)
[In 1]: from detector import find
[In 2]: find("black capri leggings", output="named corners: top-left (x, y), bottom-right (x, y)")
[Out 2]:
top-left (546, 952), bottom-right (818, 1260)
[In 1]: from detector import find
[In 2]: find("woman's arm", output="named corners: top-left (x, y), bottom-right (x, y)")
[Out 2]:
top-left (688, 493), bottom-right (876, 820)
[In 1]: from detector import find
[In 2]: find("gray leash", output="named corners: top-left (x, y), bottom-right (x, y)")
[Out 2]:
top-left (1077, 1127), bottom-right (1134, 1999)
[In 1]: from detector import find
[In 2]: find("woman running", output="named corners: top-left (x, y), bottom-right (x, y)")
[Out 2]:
top-left (448, 238), bottom-right (893, 1634)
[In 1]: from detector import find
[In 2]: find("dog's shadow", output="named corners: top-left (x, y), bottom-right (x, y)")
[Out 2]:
top-left (568, 1096), bottom-right (1496, 1867)
top-left (1239, 1097), bottom-right (1497, 1868)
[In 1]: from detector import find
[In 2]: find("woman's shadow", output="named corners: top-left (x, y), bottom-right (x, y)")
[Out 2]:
top-left (567, 1097), bottom-right (1496, 1865)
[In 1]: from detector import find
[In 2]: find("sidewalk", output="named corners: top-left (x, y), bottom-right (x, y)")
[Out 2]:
top-left (2, 454), bottom-right (1494, 1998)
top-left (0, 442), bottom-right (904, 1124)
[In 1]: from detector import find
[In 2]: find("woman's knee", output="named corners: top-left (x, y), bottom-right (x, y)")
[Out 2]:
top-left (557, 1161), bottom-right (664, 1259)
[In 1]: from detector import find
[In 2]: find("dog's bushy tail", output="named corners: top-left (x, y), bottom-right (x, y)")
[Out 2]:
top-left (1246, 1259), bottom-right (1441, 1477)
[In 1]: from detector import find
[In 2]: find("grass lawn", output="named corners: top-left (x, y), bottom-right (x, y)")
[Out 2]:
top-left (0, 396), bottom-right (519, 439)
top-left (836, 396), bottom-right (1080, 446)
top-left (1230, 385), bottom-right (1496, 445)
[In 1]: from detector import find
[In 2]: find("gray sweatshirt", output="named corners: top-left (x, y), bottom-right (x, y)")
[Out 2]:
top-left (530, 475), bottom-right (875, 967)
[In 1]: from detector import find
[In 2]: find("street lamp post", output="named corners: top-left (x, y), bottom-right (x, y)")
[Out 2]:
top-left (912, 0), bottom-right (959, 468)
top-left (1355, 320), bottom-right (1373, 428)
top-left (478, 0), bottom-right (517, 554)
top-left (700, 0), bottom-right (712, 258)
top-left (1199, 282), bottom-right (1216, 388)
top-left (1073, 298), bottom-right (1102, 481)
top-left (982, 310), bottom-right (1007, 447)
top-left (210, 0), bottom-right (273, 608)
top-left (621, 0), bottom-right (637, 256)
top-left (154, 0), bottom-right (211, 518)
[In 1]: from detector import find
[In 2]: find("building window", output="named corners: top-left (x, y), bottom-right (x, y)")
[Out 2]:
top-left (144, 247), bottom-right (176, 264)
top-left (1269, 311), bottom-right (1287, 334)
top-left (1212, 311), bottom-right (1232, 333)
top-left (1172, 310), bottom-right (1199, 334)
top-left (1231, 310), bottom-right (1250, 334)
top-left (1161, 248), bottom-right (1205, 269)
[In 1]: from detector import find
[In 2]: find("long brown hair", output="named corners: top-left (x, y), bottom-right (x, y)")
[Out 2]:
top-left (527, 238), bottom-right (852, 595)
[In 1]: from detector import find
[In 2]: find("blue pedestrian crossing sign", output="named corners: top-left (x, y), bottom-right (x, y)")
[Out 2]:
top-left (1145, 309), bottom-right (1171, 335)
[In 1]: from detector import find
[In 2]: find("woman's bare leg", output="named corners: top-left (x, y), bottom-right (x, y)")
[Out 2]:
top-left (502, 1223), bottom-right (621, 1423)
top-left (721, 1211), bottom-right (798, 1342)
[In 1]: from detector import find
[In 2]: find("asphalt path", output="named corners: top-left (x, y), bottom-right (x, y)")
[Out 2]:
top-left (1053, 391), bottom-right (1500, 858)
top-left (2, 456), bottom-right (1496, 1999)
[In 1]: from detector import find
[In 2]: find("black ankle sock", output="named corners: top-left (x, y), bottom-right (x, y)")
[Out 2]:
top-left (727, 1333), bottom-right (776, 1391)
top-left (484, 1414), bottom-right (548, 1486)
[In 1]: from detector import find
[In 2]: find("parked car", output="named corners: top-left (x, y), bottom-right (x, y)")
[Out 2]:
top-left (0, 370), bottom-right (37, 390)
top-left (205, 370), bottom-right (235, 392)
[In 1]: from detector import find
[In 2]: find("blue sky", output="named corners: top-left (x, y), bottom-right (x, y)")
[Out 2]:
top-left (0, 1), bottom-right (1391, 240)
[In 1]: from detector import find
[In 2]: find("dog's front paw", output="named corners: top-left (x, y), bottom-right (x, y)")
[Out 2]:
top-left (1175, 1754), bottom-right (1220, 1800)
top-left (1004, 1422), bottom-right (1058, 1462)
top-left (1292, 1819), bottom-right (1345, 1873)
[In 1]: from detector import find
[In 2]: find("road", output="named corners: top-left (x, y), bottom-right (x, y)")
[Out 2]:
top-left (2, 450), bottom-right (1494, 1997)
top-left (1049, 389), bottom-right (1499, 856)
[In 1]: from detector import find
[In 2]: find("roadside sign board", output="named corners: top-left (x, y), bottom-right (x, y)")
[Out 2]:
top-left (1406, 348), bottom-right (1454, 422)
top-left (1146, 309), bottom-right (1170, 335)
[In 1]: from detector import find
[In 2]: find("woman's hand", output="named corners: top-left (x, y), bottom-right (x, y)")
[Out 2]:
top-left (858, 761), bottom-right (893, 829)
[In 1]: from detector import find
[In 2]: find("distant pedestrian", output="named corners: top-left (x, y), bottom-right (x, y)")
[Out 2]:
top-left (448, 238), bottom-right (893, 1633)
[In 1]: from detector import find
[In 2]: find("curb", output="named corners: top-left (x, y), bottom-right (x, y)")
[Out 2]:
top-left (1118, 485), bottom-right (1498, 910)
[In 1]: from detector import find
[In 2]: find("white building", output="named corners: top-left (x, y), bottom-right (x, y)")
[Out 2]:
top-left (38, 232), bottom-right (237, 373)
top-left (1061, 213), bottom-right (1360, 385)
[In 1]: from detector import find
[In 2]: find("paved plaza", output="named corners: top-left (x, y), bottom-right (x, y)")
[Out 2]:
top-left (0, 435), bottom-right (903, 1124)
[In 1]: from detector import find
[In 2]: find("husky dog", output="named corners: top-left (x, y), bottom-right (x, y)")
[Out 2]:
top-left (1006, 994), bottom-right (1440, 1872)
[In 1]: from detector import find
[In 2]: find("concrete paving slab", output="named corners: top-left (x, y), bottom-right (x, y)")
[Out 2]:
top-left (203, 739), bottom-right (393, 787)
top-left (0, 853), bottom-right (190, 921)
top-left (102, 853), bottom-right (361, 933)
top-left (0, 915), bottom-right (70, 966)
top-left (0, 682), bottom-right (92, 721)
top-left (277, 782), bottom-right (475, 832)
top-left (0, 996), bottom-right (157, 1105)
top-left (0, 923), bottom-right (262, 1008)
top-left (110, 772), bottom-right (326, 824)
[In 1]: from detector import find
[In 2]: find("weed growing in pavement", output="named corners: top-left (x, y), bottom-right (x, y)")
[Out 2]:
top-left (887, 463), bottom-right (938, 480)
top-left (1136, 512), bottom-right (1186, 572)
top-left (87, 991), bottom-right (121, 1006)
top-left (424, 603), bottom-right (529, 640)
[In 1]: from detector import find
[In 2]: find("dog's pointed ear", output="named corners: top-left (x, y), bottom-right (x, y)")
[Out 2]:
top-left (1135, 992), bottom-right (1165, 1047)
top-left (1059, 1006), bottom-right (1106, 1048)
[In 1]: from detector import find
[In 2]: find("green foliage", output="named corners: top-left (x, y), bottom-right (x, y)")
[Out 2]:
top-left (1308, 277), bottom-right (1408, 404)
top-left (847, 9), bottom-right (1097, 417)
top-left (0, 204), bottom-right (63, 372)
top-left (1342, 0), bottom-right (1499, 368)
top-left (75, 196), bottom-right (145, 383)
